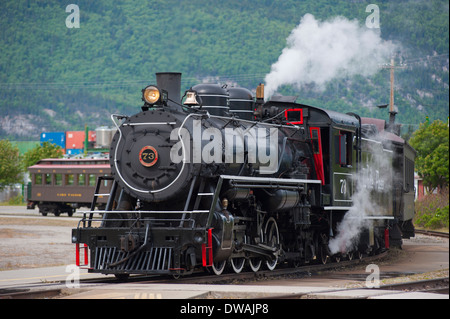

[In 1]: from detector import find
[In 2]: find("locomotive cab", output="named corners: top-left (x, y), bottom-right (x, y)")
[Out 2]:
top-left (261, 100), bottom-right (360, 208)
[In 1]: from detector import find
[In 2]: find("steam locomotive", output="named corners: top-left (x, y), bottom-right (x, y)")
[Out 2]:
top-left (72, 72), bottom-right (416, 278)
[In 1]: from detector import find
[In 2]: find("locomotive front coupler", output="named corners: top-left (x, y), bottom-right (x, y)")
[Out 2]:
top-left (119, 222), bottom-right (149, 253)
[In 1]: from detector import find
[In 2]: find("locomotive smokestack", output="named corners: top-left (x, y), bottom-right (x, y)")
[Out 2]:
top-left (156, 72), bottom-right (182, 111)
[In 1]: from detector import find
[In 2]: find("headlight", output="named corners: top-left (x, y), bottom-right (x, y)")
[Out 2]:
top-left (143, 85), bottom-right (161, 105)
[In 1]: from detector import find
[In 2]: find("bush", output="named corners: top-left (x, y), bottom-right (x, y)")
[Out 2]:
top-left (7, 194), bottom-right (24, 206)
top-left (414, 188), bottom-right (449, 230)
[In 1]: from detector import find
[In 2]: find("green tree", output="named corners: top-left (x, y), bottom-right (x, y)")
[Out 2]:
top-left (0, 139), bottom-right (24, 189)
top-left (22, 142), bottom-right (63, 170)
top-left (409, 120), bottom-right (449, 194)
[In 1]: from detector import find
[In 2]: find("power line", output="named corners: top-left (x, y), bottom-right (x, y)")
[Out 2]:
top-left (0, 52), bottom-right (447, 91)
top-left (401, 53), bottom-right (449, 68)
top-left (0, 74), bottom-right (267, 91)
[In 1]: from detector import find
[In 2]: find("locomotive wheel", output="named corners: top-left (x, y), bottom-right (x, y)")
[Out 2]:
top-left (230, 257), bottom-right (245, 273)
top-left (264, 217), bottom-right (280, 271)
top-left (357, 251), bottom-right (364, 260)
top-left (319, 245), bottom-right (329, 264)
top-left (248, 258), bottom-right (262, 272)
top-left (211, 260), bottom-right (226, 275)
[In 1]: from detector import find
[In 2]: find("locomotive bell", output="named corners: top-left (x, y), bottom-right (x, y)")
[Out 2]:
top-left (183, 89), bottom-right (201, 107)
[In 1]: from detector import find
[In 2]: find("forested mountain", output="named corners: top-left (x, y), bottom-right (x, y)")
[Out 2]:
top-left (0, 0), bottom-right (448, 139)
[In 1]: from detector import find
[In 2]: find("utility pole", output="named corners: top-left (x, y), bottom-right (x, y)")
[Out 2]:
top-left (389, 58), bottom-right (395, 116)
top-left (381, 58), bottom-right (406, 132)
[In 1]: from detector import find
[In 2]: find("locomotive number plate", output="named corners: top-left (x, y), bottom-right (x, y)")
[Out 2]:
top-left (139, 146), bottom-right (158, 167)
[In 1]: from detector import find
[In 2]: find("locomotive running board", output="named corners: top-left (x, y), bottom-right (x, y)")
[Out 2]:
top-left (220, 175), bottom-right (322, 187)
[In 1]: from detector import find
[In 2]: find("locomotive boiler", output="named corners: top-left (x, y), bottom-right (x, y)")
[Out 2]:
top-left (72, 72), bottom-right (415, 278)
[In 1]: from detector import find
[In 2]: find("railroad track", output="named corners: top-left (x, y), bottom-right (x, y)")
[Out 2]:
top-left (1, 229), bottom-right (447, 299)
top-left (117, 250), bottom-right (389, 285)
top-left (264, 277), bottom-right (449, 299)
top-left (0, 287), bottom-right (63, 300)
top-left (0, 251), bottom-right (388, 299)
top-left (379, 277), bottom-right (449, 294)
top-left (415, 229), bottom-right (449, 238)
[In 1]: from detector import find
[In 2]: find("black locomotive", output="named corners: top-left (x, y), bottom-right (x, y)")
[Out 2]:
top-left (72, 72), bottom-right (415, 278)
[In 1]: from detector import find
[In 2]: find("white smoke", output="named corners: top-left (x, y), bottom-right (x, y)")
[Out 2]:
top-left (327, 183), bottom-right (378, 255)
top-left (328, 134), bottom-right (393, 255)
top-left (264, 14), bottom-right (397, 97)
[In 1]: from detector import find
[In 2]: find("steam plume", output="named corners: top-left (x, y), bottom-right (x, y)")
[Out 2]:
top-left (264, 14), bottom-right (396, 97)
top-left (327, 183), bottom-right (378, 255)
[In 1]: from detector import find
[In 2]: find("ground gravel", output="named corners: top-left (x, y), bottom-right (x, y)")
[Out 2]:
top-left (0, 211), bottom-right (448, 288)
top-left (0, 216), bottom-right (78, 270)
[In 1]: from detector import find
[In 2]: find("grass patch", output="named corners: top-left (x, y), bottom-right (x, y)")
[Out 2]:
top-left (414, 187), bottom-right (449, 231)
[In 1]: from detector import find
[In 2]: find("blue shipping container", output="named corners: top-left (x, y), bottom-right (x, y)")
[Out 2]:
top-left (40, 132), bottom-right (66, 149)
